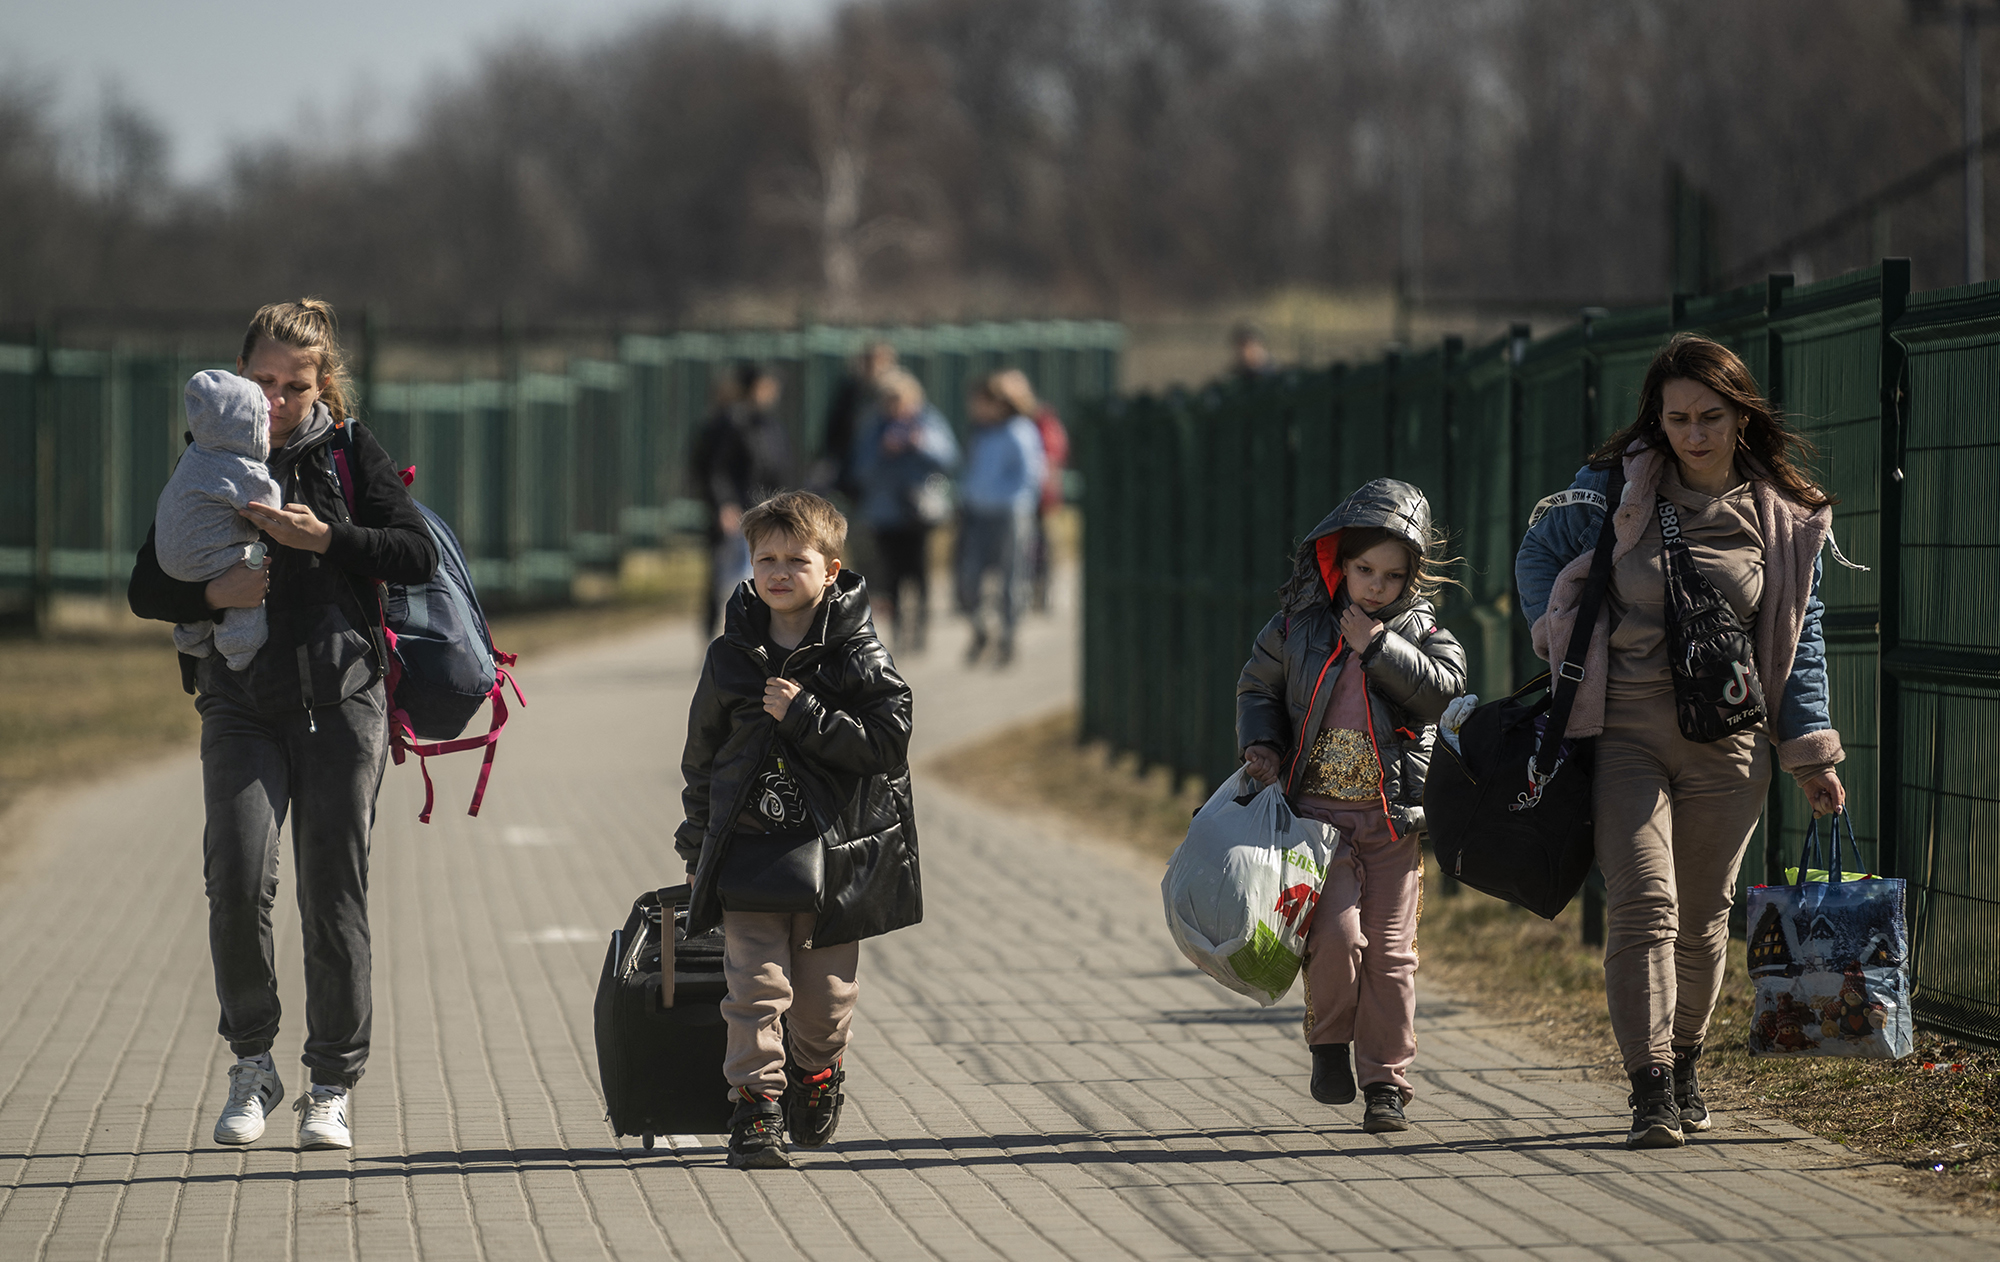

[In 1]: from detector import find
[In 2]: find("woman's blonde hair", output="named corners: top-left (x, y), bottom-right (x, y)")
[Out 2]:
top-left (991, 368), bottom-right (1040, 417)
top-left (877, 368), bottom-right (927, 411)
top-left (240, 298), bottom-right (354, 421)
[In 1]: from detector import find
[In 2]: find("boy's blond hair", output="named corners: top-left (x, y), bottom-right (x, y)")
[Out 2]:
top-left (741, 490), bottom-right (848, 562)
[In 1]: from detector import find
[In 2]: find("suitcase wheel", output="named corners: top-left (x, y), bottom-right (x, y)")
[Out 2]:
top-left (641, 1132), bottom-right (655, 1150)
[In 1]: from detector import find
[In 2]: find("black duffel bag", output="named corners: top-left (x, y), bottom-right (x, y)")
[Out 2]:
top-left (1425, 464), bottom-right (1623, 919)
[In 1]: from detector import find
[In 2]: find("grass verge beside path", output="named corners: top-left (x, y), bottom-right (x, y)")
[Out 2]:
top-left (0, 595), bottom-right (696, 846)
top-left (929, 707), bottom-right (2000, 1219)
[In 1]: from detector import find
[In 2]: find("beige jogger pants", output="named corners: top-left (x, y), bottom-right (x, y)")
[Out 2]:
top-left (1593, 689), bottom-right (1770, 1074)
top-left (720, 910), bottom-right (859, 1094)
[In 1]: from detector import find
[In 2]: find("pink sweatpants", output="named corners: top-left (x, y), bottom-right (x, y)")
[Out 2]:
top-left (1295, 798), bottom-right (1422, 1100)
top-left (720, 910), bottom-right (860, 1094)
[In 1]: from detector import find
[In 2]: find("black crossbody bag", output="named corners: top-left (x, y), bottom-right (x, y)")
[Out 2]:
top-left (1424, 464), bottom-right (1624, 919)
top-left (716, 743), bottom-right (827, 914)
top-left (1656, 496), bottom-right (1766, 743)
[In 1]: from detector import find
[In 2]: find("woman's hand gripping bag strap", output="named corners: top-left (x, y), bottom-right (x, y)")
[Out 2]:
top-left (1160, 768), bottom-right (1342, 1006)
top-left (330, 429), bottom-right (524, 823)
top-left (1744, 811), bottom-right (1913, 1060)
top-left (1424, 463), bottom-right (1625, 919)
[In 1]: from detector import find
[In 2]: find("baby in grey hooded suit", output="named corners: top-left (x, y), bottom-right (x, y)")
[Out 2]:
top-left (155, 370), bottom-right (284, 670)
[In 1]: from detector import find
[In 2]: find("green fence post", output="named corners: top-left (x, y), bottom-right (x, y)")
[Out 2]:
top-left (1875, 258), bottom-right (1912, 884)
top-left (32, 318), bottom-right (55, 637)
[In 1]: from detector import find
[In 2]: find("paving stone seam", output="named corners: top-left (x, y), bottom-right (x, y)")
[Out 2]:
top-left (473, 824), bottom-right (628, 1258)
top-left (843, 1024), bottom-right (1150, 1262)
top-left (19, 838), bottom-right (205, 1262)
top-left (405, 841), bottom-right (501, 1262)
top-left (91, 925), bottom-right (210, 1262)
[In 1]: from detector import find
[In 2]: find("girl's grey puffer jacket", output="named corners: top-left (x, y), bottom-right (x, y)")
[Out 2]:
top-left (1236, 478), bottom-right (1468, 840)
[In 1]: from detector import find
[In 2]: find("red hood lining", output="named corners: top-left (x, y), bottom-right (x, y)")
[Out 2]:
top-left (1313, 531), bottom-right (1345, 605)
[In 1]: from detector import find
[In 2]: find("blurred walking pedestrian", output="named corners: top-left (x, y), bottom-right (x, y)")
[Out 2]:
top-left (127, 298), bottom-right (438, 1153)
top-left (955, 372), bottom-right (1046, 667)
top-left (816, 341), bottom-right (898, 501)
top-left (853, 369), bottom-right (958, 654)
top-left (1231, 322), bottom-right (1276, 381)
top-left (692, 363), bottom-right (796, 637)
top-left (992, 368), bottom-right (1068, 613)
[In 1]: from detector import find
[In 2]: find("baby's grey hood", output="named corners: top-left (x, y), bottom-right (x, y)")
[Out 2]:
top-left (184, 370), bottom-right (270, 462)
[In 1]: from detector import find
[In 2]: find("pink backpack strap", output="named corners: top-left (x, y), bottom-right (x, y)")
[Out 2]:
top-left (388, 654), bottom-right (525, 822)
top-left (330, 422), bottom-right (360, 517)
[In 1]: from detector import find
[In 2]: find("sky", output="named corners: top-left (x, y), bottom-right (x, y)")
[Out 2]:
top-left (0, 0), bottom-right (843, 184)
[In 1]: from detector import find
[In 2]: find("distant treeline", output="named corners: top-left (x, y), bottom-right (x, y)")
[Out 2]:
top-left (0, 0), bottom-right (1974, 325)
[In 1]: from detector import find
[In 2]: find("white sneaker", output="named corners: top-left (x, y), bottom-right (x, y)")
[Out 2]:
top-left (214, 1058), bottom-right (284, 1145)
top-left (295, 1086), bottom-right (352, 1150)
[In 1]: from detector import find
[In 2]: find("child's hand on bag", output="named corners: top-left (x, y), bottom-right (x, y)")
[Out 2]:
top-left (1801, 769), bottom-right (1846, 817)
top-left (1243, 745), bottom-right (1281, 785)
top-left (763, 676), bottom-right (802, 721)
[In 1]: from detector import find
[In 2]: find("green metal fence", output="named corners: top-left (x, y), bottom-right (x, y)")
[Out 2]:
top-left (1080, 260), bottom-right (2000, 1046)
top-left (0, 319), bottom-right (1122, 617)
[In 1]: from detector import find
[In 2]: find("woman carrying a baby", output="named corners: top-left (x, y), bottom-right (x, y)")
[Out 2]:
top-left (128, 299), bottom-right (437, 1152)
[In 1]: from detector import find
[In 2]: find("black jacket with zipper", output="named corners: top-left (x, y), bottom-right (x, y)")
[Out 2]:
top-left (127, 407), bottom-right (437, 710)
top-left (1236, 478), bottom-right (1468, 839)
top-left (676, 570), bottom-right (919, 945)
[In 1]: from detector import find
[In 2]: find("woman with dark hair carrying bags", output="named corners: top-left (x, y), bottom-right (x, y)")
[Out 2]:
top-left (1515, 333), bottom-right (1850, 1150)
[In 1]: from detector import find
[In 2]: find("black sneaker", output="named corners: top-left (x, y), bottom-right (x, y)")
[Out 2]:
top-left (1361, 1084), bottom-right (1409, 1133)
top-left (1626, 1065), bottom-right (1686, 1150)
top-left (1672, 1044), bottom-right (1709, 1133)
top-left (1309, 1043), bottom-right (1356, 1105)
top-left (726, 1089), bottom-right (792, 1169)
top-left (785, 1058), bottom-right (846, 1149)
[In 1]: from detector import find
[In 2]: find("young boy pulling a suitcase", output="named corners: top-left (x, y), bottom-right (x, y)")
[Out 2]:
top-left (677, 490), bottom-right (921, 1169)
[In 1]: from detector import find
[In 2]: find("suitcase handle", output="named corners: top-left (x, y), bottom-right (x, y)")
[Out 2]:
top-left (656, 886), bottom-right (687, 1010)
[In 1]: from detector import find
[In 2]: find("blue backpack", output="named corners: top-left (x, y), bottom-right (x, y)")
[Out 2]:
top-left (332, 422), bottom-right (523, 822)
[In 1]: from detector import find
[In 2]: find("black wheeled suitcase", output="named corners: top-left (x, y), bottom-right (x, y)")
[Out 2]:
top-left (593, 885), bottom-right (734, 1145)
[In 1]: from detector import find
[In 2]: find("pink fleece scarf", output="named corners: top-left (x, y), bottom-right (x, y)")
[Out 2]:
top-left (1529, 444), bottom-right (1843, 772)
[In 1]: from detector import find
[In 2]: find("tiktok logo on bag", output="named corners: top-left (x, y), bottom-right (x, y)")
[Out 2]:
top-left (1724, 661), bottom-right (1751, 705)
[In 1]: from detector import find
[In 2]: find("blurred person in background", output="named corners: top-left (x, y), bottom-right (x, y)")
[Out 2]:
top-left (692, 363), bottom-right (795, 637)
top-left (1232, 322), bottom-right (1276, 381)
top-left (955, 372), bottom-right (1046, 668)
top-left (816, 341), bottom-right (898, 501)
top-left (852, 369), bottom-right (958, 654)
top-left (993, 369), bottom-right (1067, 613)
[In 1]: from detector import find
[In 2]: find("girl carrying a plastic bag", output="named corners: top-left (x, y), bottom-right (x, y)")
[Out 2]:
top-left (1237, 478), bottom-right (1467, 1133)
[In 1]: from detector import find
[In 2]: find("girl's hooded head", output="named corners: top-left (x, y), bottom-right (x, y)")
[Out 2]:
top-left (1281, 477), bottom-right (1455, 618)
top-left (184, 369), bottom-right (272, 463)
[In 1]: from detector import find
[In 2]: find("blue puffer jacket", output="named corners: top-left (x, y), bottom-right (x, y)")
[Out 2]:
top-left (1514, 456), bottom-right (1839, 765)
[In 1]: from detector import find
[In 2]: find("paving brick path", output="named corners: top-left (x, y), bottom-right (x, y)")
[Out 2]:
top-left (2, 597), bottom-right (1995, 1260)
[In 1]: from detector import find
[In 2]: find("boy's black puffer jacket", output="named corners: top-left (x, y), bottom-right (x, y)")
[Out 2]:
top-left (676, 570), bottom-right (918, 945)
top-left (1236, 477), bottom-right (1468, 840)
top-left (127, 407), bottom-right (437, 711)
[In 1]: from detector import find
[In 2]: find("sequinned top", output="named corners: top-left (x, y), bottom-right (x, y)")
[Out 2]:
top-left (1297, 651), bottom-right (1379, 801)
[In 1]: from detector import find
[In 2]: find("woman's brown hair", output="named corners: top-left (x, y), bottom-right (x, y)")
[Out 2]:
top-left (239, 298), bottom-right (354, 422)
top-left (1590, 333), bottom-right (1832, 508)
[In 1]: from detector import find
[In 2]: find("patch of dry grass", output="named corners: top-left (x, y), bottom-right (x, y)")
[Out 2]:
top-left (928, 706), bottom-right (2000, 1219)
top-left (0, 567), bottom-right (702, 842)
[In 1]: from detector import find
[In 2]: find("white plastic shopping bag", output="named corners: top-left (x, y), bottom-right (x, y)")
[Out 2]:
top-left (1161, 769), bottom-right (1343, 1005)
